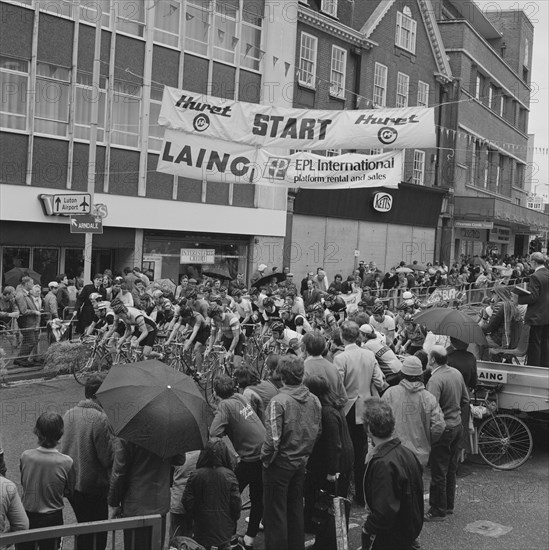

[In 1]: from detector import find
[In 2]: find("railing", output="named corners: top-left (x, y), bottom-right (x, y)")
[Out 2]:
top-left (0, 514), bottom-right (164, 549)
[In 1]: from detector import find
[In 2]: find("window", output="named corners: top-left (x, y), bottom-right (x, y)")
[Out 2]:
top-left (326, 149), bottom-right (341, 157)
top-left (298, 32), bottom-right (317, 87)
top-left (417, 80), bottom-right (429, 107)
top-left (370, 148), bottom-right (383, 155)
top-left (148, 87), bottom-right (164, 151)
top-left (471, 140), bottom-right (480, 184)
top-left (185, 0), bottom-right (211, 56)
top-left (74, 71), bottom-right (106, 142)
top-left (475, 74), bottom-right (481, 100)
top-left (499, 95), bottom-right (505, 117)
top-left (524, 38), bottom-right (529, 66)
top-left (111, 81), bottom-right (142, 148)
top-left (154, 0), bottom-right (180, 47)
top-left (494, 155), bottom-right (501, 189)
top-left (214, 0), bottom-right (238, 64)
top-left (395, 9), bottom-right (417, 54)
top-left (330, 46), bottom-right (346, 98)
top-left (40, 0), bottom-right (73, 18)
top-left (241, 8), bottom-right (263, 71)
top-left (0, 56), bottom-right (28, 131)
top-left (516, 164), bottom-right (525, 189)
top-left (321, 0), bottom-right (337, 17)
top-left (373, 63), bottom-right (387, 107)
top-left (35, 63), bottom-right (70, 136)
top-left (80, 0), bottom-right (110, 27)
top-left (488, 86), bottom-right (493, 109)
top-left (412, 150), bottom-right (425, 185)
top-left (115, 0), bottom-right (145, 37)
top-left (396, 72), bottom-right (409, 108)
top-left (515, 198), bottom-right (520, 206)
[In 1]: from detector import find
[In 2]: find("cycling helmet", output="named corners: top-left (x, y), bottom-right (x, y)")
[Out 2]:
top-left (373, 303), bottom-right (384, 314)
top-left (402, 291), bottom-right (414, 300)
top-left (263, 297), bottom-right (275, 309)
top-left (311, 302), bottom-right (324, 313)
top-left (403, 313), bottom-right (414, 322)
top-left (179, 306), bottom-right (194, 320)
top-left (359, 324), bottom-right (374, 335)
top-left (111, 300), bottom-right (127, 314)
top-left (89, 292), bottom-right (102, 301)
top-left (207, 304), bottom-right (223, 318)
top-left (270, 321), bottom-right (285, 333)
top-left (97, 301), bottom-right (110, 311)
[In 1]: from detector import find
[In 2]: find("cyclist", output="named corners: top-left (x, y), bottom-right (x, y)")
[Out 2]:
top-left (85, 301), bottom-right (115, 337)
top-left (206, 304), bottom-right (244, 368)
top-left (233, 291), bottom-right (254, 336)
top-left (104, 300), bottom-right (161, 360)
top-left (359, 324), bottom-right (402, 386)
top-left (323, 293), bottom-right (348, 325)
top-left (310, 302), bottom-right (338, 340)
top-left (167, 305), bottom-right (210, 371)
top-left (263, 321), bottom-right (302, 354)
top-left (369, 302), bottom-right (396, 344)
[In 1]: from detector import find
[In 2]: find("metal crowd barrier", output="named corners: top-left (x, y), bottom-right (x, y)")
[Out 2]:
top-left (0, 514), bottom-right (164, 549)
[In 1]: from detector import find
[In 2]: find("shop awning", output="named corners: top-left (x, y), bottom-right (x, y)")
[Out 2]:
top-left (454, 196), bottom-right (549, 232)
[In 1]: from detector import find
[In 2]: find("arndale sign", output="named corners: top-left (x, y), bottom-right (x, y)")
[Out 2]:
top-left (373, 192), bottom-right (393, 212)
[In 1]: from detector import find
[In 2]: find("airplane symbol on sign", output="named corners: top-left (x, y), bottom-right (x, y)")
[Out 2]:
top-left (80, 198), bottom-right (89, 211)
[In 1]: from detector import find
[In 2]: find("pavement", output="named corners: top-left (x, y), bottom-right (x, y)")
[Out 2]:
top-left (1, 377), bottom-right (548, 550)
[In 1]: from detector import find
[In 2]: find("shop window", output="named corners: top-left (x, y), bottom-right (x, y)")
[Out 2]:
top-left (185, 0), bottom-right (211, 57)
top-left (0, 56), bottom-right (28, 131)
top-left (154, 0), bottom-right (181, 47)
top-left (32, 248), bottom-right (59, 287)
top-left (2, 247), bottom-right (30, 286)
top-left (298, 32), bottom-right (317, 88)
top-left (373, 63), bottom-right (387, 107)
top-left (111, 80), bottom-right (142, 148)
top-left (35, 63), bottom-right (70, 137)
top-left (74, 71), bottom-right (106, 142)
top-left (148, 86), bottom-right (164, 151)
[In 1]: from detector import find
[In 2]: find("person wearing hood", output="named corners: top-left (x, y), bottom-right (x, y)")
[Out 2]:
top-left (381, 357), bottom-right (445, 467)
top-left (183, 439), bottom-right (241, 550)
top-left (210, 374), bottom-right (266, 550)
top-left (261, 355), bottom-right (322, 550)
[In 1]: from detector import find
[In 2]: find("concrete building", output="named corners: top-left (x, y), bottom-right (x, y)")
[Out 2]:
top-left (0, 0), bottom-right (295, 285)
top-left (436, 0), bottom-right (549, 261)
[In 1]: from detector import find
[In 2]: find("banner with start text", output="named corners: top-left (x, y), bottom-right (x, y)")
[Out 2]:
top-left (158, 86), bottom-right (436, 150)
top-left (157, 130), bottom-right (403, 188)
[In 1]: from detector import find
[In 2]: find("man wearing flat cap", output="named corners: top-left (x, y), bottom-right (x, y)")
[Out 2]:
top-left (517, 252), bottom-right (549, 366)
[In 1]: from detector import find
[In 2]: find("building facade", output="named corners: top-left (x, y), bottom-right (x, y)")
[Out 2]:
top-left (436, 0), bottom-right (548, 261)
top-left (0, 0), bottom-right (295, 285)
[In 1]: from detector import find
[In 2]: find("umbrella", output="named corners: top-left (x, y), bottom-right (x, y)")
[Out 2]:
top-left (413, 307), bottom-right (488, 345)
top-left (4, 267), bottom-right (42, 287)
top-left (252, 272), bottom-right (286, 288)
top-left (405, 264), bottom-right (429, 272)
top-left (96, 360), bottom-right (211, 458)
top-left (396, 267), bottom-right (413, 274)
top-left (202, 269), bottom-right (232, 281)
top-left (154, 278), bottom-right (176, 293)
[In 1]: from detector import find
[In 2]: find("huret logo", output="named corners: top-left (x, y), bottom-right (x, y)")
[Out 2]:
top-left (373, 192), bottom-right (393, 212)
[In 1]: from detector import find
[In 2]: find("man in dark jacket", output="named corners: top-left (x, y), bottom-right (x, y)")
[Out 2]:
top-left (210, 374), bottom-right (266, 550)
top-left (75, 273), bottom-right (106, 334)
top-left (517, 252), bottom-right (549, 366)
top-left (261, 355), bottom-right (322, 550)
top-left (361, 398), bottom-right (424, 550)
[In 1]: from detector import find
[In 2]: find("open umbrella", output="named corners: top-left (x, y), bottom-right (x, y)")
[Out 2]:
top-left (396, 267), bottom-right (413, 274)
top-left (405, 264), bottom-right (429, 272)
top-left (252, 271), bottom-right (286, 289)
top-left (96, 360), bottom-right (211, 458)
top-left (413, 307), bottom-right (488, 345)
top-left (4, 267), bottom-right (42, 287)
top-left (202, 269), bottom-right (232, 281)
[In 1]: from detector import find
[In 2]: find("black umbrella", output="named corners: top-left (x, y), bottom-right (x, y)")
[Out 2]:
top-left (252, 272), bottom-right (286, 289)
top-left (202, 269), bottom-right (232, 281)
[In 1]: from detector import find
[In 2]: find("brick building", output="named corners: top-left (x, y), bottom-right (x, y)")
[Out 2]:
top-left (286, 0), bottom-right (451, 278)
top-left (436, 0), bottom-right (549, 262)
top-left (0, 0), bottom-right (294, 284)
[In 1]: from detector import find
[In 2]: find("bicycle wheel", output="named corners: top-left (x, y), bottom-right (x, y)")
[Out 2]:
top-left (73, 350), bottom-right (98, 385)
top-left (477, 413), bottom-right (533, 470)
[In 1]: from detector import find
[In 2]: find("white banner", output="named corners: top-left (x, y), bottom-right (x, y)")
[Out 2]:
top-left (158, 86), bottom-right (436, 150)
top-left (158, 131), bottom-right (403, 189)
